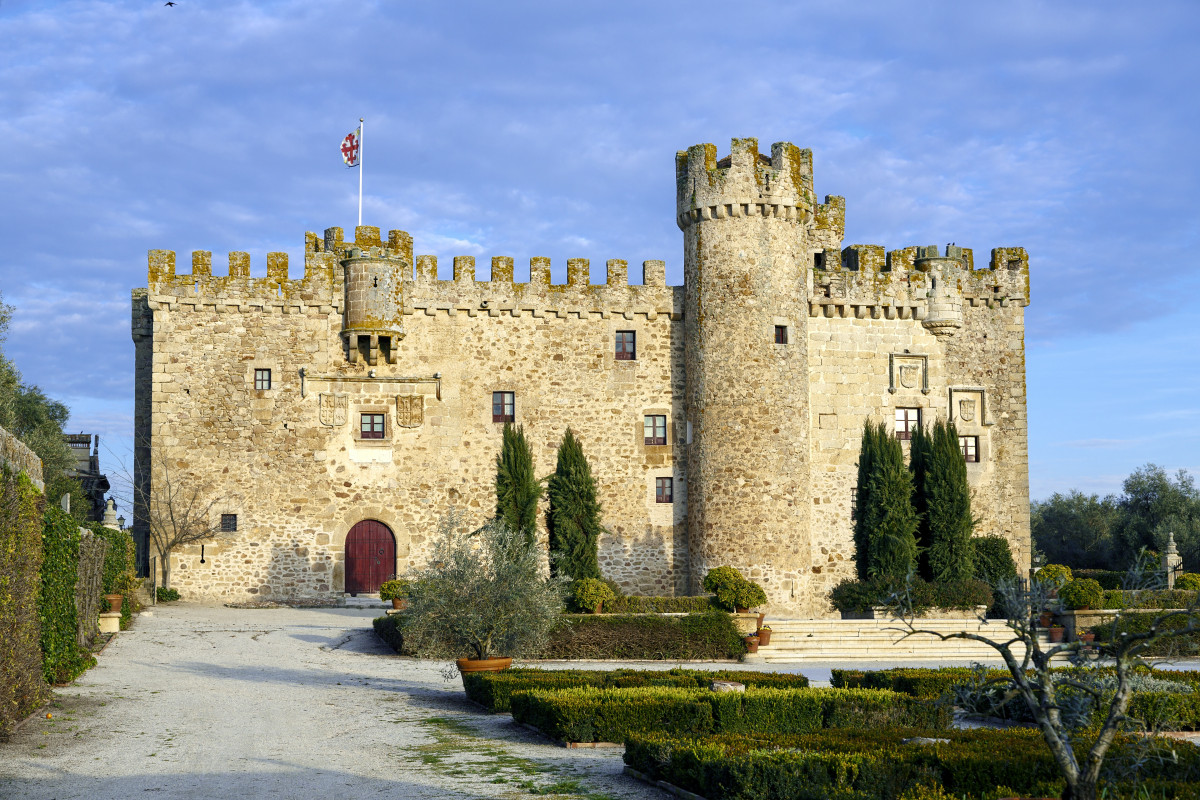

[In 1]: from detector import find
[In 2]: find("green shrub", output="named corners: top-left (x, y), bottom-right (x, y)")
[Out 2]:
top-left (1099, 589), bottom-right (1200, 610)
top-left (40, 504), bottom-right (94, 684)
top-left (512, 686), bottom-right (950, 743)
top-left (1059, 578), bottom-right (1104, 610)
top-left (1036, 563), bottom-right (1073, 587)
top-left (829, 576), bottom-right (990, 615)
top-left (1178, 573), bottom-right (1200, 591)
top-left (702, 566), bottom-right (747, 610)
top-left (1073, 569), bottom-right (1125, 590)
top-left (601, 595), bottom-right (716, 614)
top-left (373, 614), bottom-right (409, 654)
top-left (623, 728), bottom-right (1200, 800)
top-left (569, 578), bottom-right (614, 613)
top-left (734, 580), bottom-right (767, 610)
top-left (378, 579), bottom-right (410, 601)
top-left (0, 468), bottom-right (48, 737)
top-left (156, 586), bottom-right (180, 602)
top-left (539, 611), bottom-right (745, 661)
top-left (546, 428), bottom-right (603, 581)
top-left (1092, 612), bottom-right (1200, 657)
top-left (462, 667), bottom-right (811, 713)
top-left (972, 535), bottom-right (1017, 583)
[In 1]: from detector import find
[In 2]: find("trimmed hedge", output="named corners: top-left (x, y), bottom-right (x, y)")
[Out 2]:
top-left (624, 728), bottom-right (1200, 800)
top-left (601, 595), bottom-right (718, 614)
top-left (374, 610), bottom-right (747, 663)
top-left (0, 469), bottom-right (48, 737)
top-left (828, 576), bottom-right (992, 615)
top-left (512, 686), bottom-right (950, 743)
top-left (1090, 611), bottom-right (1200, 657)
top-left (1073, 569), bottom-right (1124, 590)
top-left (39, 504), bottom-right (94, 685)
top-left (1099, 589), bottom-right (1200, 610)
top-left (463, 667), bottom-right (810, 713)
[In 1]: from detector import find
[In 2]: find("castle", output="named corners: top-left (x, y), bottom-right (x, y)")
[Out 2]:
top-left (131, 138), bottom-right (1031, 617)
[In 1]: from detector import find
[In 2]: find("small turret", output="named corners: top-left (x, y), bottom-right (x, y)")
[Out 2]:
top-left (915, 244), bottom-right (967, 339)
top-left (338, 225), bottom-right (412, 365)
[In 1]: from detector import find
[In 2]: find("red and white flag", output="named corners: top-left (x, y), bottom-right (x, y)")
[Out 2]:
top-left (341, 127), bottom-right (361, 167)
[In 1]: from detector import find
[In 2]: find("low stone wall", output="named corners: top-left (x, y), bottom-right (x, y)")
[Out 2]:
top-left (0, 425), bottom-right (43, 490)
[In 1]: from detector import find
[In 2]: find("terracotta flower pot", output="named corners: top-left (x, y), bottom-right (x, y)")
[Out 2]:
top-left (391, 598), bottom-right (408, 610)
top-left (756, 629), bottom-right (772, 646)
top-left (1079, 632), bottom-right (1096, 644)
top-left (105, 594), bottom-right (123, 614)
top-left (1038, 613), bottom-right (1053, 628)
top-left (735, 607), bottom-right (749, 613)
top-left (455, 657), bottom-right (513, 674)
top-left (744, 635), bottom-right (759, 654)
top-left (1048, 627), bottom-right (1065, 643)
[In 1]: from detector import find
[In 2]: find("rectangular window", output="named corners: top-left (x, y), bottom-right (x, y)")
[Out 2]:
top-left (655, 477), bottom-right (673, 504)
top-left (643, 414), bottom-right (667, 446)
top-left (220, 513), bottom-right (237, 532)
top-left (615, 330), bottom-right (636, 360)
top-left (894, 407), bottom-right (921, 441)
top-left (360, 413), bottom-right (386, 439)
top-left (774, 325), bottom-right (788, 344)
top-left (492, 391), bottom-right (515, 423)
top-left (254, 368), bottom-right (272, 390)
top-left (959, 435), bottom-right (979, 463)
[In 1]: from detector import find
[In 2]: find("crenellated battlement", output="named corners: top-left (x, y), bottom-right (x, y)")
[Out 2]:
top-left (809, 244), bottom-right (1030, 321)
top-left (675, 138), bottom-right (819, 230)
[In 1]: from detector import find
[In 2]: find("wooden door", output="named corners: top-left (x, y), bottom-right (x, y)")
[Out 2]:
top-left (344, 520), bottom-right (395, 595)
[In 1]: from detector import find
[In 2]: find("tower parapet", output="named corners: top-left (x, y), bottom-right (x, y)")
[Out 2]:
top-left (676, 138), bottom-right (816, 230)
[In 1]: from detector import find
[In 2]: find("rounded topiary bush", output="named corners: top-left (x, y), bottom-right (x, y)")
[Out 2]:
top-left (702, 566), bottom-right (767, 611)
top-left (571, 578), bottom-right (615, 613)
top-left (1035, 563), bottom-right (1073, 588)
top-left (379, 579), bottom-right (411, 601)
top-left (734, 580), bottom-right (768, 610)
top-left (1058, 578), bottom-right (1103, 610)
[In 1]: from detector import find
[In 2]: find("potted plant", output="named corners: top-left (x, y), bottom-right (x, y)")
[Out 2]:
top-left (756, 625), bottom-right (772, 646)
top-left (104, 593), bottom-right (123, 614)
top-left (1048, 625), bottom-right (1065, 643)
top-left (379, 578), bottom-right (411, 610)
top-left (744, 634), bottom-right (760, 654)
top-left (402, 514), bottom-right (563, 676)
top-left (1058, 578), bottom-right (1103, 611)
top-left (570, 578), bottom-right (614, 614)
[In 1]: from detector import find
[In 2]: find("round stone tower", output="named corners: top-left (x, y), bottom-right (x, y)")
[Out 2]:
top-left (339, 225), bottom-right (412, 365)
top-left (676, 138), bottom-right (816, 615)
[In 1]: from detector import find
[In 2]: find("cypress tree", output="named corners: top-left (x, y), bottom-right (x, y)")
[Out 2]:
top-left (495, 423), bottom-right (542, 548)
top-left (925, 419), bottom-right (976, 582)
top-left (853, 420), bottom-right (881, 579)
top-left (547, 428), bottom-right (603, 580)
top-left (865, 431), bottom-right (920, 580)
top-left (908, 422), bottom-right (934, 580)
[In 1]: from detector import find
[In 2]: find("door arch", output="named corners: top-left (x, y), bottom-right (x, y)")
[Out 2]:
top-left (344, 520), bottom-right (396, 595)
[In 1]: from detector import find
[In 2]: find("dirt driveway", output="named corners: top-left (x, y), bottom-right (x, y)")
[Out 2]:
top-left (0, 603), bottom-right (666, 800)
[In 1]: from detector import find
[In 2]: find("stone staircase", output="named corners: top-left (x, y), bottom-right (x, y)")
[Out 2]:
top-left (753, 617), bottom-right (1040, 662)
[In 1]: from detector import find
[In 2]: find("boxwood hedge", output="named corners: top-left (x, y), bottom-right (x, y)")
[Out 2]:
top-left (624, 728), bottom-right (1200, 800)
top-left (511, 686), bottom-right (949, 743)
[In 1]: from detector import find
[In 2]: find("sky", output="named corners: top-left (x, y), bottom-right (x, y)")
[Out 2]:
top-left (0, 0), bottom-right (1197, 501)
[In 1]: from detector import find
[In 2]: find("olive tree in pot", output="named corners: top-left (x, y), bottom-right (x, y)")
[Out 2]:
top-left (889, 551), bottom-right (1200, 800)
top-left (403, 513), bottom-right (564, 676)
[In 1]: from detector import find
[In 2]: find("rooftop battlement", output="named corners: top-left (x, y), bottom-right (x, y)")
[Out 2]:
top-left (676, 138), bottom-right (820, 229)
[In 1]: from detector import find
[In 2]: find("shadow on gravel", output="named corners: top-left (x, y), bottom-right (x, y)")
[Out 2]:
top-left (1, 762), bottom-right (467, 800)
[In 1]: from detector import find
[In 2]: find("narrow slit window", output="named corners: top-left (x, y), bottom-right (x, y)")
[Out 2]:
top-left (254, 368), bottom-right (272, 390)
top-left (894, 408), bottom-right (921, 441)
top-left (959, 435), bottom-right (979, 463)
top-left (615, 330), bottom-right (636, 360)
top-left (644, 414), bottom-right (667, 446)
top-left (360, 413), bottom-right (386, 439)
top-left (655, 477), bottom-right (673, 504)
top-left (492, 391), bottom-right (515, 423)
top-left (774, 325), bottom-right (788, 344)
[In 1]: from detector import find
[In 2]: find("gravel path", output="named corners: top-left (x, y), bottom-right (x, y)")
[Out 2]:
top-left (0, 604), bottom-right (669, 800)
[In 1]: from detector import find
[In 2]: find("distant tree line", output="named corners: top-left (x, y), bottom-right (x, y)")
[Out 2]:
top-left (1032, 463), bottom-right (1200, 571)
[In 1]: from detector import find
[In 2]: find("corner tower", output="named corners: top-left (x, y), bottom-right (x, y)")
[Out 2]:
top-left (677, 138), bottom-right (817, 615)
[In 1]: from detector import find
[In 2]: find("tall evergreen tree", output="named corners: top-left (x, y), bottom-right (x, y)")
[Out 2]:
top-left (864, 431), bottom-right (920, 580)
top-left (546, 428), bottom-right (603, 580)
top-left (853, 421), bottom-right (882, 579)
top-left (495, 423), bottom-right (542, 548)
top-left (907, 422), bottom-right (934, 580)
top-left (925, 419), bottom-right (976, 582)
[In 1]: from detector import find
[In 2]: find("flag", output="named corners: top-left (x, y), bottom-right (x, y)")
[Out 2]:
top-left (341, 127), bottom-right (361, 167)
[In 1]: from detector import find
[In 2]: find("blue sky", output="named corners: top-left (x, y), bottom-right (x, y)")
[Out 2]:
top-left (1, 0), bottom-right (1197, 500)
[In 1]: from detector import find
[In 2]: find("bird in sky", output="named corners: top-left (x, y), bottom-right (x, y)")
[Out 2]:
top-left (164, 2), bottom-right (176, 6)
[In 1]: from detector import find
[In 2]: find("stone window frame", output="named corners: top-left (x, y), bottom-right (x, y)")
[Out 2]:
top-left (245, 359), bottom-right (280, 395)
top-left (655, 476), bottom-right (673, 504)
top-left (774, 325), bottom-right (788, 345)
top-left (959, 435), bottom-right (979, 463)
top-left (354, 404), bottom-right (392, 445)
top-left (492, 391), bottom-right (515, 423)
top-left (615, 330), bottom-right (636, 361)
top-left (360, 413), bottom-right (386, 439)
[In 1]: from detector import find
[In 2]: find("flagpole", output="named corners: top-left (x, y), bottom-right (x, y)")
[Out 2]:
top-left (357, 117), bottom-right (364, 227)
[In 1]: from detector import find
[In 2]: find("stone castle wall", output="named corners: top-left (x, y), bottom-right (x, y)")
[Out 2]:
top-left (133, 138), bottom-right (1032, 615)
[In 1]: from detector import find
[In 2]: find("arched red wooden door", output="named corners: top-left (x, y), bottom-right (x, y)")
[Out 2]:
top-left (344, 520), bottom-right (396, 595)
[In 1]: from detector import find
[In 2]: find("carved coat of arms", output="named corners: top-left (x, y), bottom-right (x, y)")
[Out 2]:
top-left (396, 394), bottom-right (424, 428)
top-left (898, 365), bottom-right (918, 389)
top-left (959, 398), bottom-right (976, 422)
top-left (319, 393), bottom-right (348, 427)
